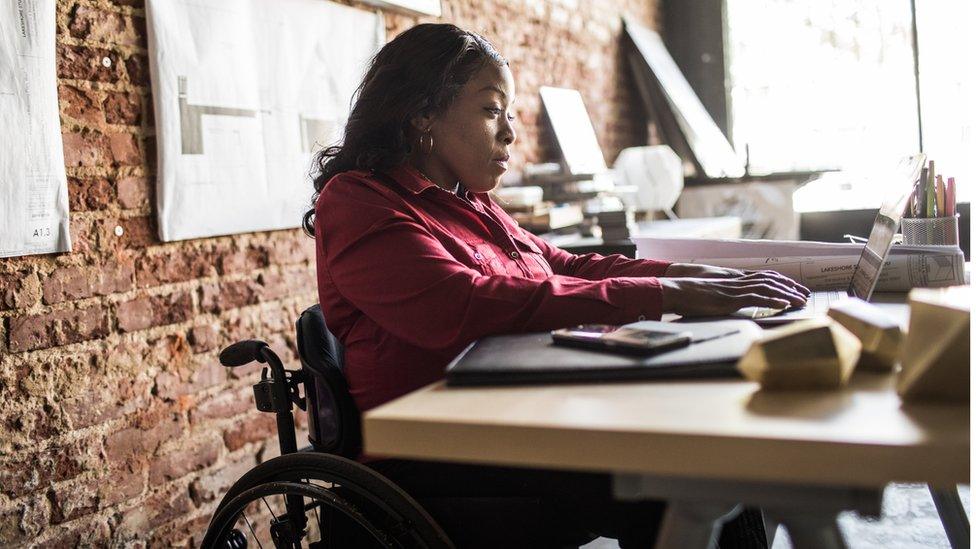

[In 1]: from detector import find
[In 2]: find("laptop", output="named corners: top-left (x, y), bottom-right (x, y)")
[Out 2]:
top-left (734, 154), bottom-right (926, 325)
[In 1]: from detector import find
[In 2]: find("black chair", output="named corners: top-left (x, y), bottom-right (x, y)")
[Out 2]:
top-left (202, 305), bottom-right (453, 548)
top-left (296, 304), bottom-right (361, 458)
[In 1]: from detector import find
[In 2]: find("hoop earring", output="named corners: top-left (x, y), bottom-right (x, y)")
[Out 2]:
top-left (419, 131), bottom-right (434, 155)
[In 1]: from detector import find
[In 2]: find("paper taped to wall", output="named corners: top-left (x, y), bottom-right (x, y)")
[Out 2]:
top-left (0, 0), bottom-right (71, 258)
top-left (635, 237), bottom-right (965, 291)
top-left (147, 0), bottom-right (383, 241)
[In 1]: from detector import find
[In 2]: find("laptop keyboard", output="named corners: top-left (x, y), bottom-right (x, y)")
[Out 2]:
top-left (747, 290), bottom-right (846, 319)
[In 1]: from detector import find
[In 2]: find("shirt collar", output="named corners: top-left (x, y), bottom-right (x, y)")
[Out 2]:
top-left (384, 164), bottom-right (443, 195)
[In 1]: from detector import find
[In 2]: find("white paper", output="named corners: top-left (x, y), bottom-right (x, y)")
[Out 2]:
top-left (635, 237), bottom-right (966, 291)
top-left (539, 86), bottom-right (607, 176)
top-left (147, 0), bottom-right (384, 241)
top-left (0, 0), bottom-right (71, 258)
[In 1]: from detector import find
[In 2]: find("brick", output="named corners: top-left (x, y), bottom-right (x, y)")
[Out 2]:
top-left (61, 129), bottom-right (110, 167)
top-left (222, 413), bottom-right (277, 451)
top-left (189, 454), bottom-right (257, 505)
top-left (188, 323), bottom-right (220, 353)
top-left (148, 436), bottom-right (222, 486)
top-left (103, 89), bottom-right (143, 125)
top-left (117, 486), bottom-right (193, 535)
top-left (8, 305), bottom-right (110, 352)
top-left (48, 479), bottom-right (99, 524)
top-left (259, 267), bottom-right (315, 301)
top-left (135, 248), bottom-right (215, 288)
top-left (116, 175), bottom-right (151, 209)
top-left (144, 333), bottom-right (192, 371)
top-left (97, 463), bottom-right (145, 508)
top-left (108, 132), bottom-right (142, 165)
top-left (199, 279), bottom-right (263, 314)
top-left (0, 270), bottom-right (41, 311)
top-left (190, 386), bottom-right (253, 424)
top-left (265, 231), bottom-right (315, 265)
top-left (94, 257), bottom-right (135, 295)
top-left (45, 517), bottom-right (110, 548)
top-left (0, 444), bottom-right (87, 499)
top-left (58, 84), bottom-right (104, 127)
top-left (67, 216), bottom-right (95, 256)
top-left (123, 53), bottom-right (150, 86)
top-left (155, 355), bottom-right (226, 400)
top-left (149, 513), bottom-right (210, 548)
top-left (57, 44), bottom-right (123, 83)
top-left (103, 411), bottom-right (181, 464)
top-left (115, 295), bottom-right (152, 332)
top-left (217, 246), bottom-right (269, 275)
top-left (63, 373), bottom-right (150, 430)
top-left (116, 290), bottom-right (193, 333)
top-left (67, 4), bottom-right (140, 46)
top-left (67, 176), bottom-right (114, 211)
top-left (41, 265), bottom-right (96, 304)
top-left (119, 215), bottom-right (158, 248)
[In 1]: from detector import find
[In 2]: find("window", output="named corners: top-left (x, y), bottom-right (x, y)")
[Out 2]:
top-left (726, 1), bottom-right (919, 175)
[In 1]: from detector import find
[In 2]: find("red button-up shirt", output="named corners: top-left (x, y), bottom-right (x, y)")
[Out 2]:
top-left (315, 164), bottom-right (670, 412)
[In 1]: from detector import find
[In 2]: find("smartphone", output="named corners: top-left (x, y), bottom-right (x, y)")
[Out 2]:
top-left (551, 324), bottom-right (692, 356)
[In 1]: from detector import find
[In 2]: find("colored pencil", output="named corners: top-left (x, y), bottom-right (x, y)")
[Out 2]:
top-left (917, 167), bottom-right (928, 218)
top-left (936, 174), bottom-right (946, 216)
top-left (926, 161), bottom-right (937, 217)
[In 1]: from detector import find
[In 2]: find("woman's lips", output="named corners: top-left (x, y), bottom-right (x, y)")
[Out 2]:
top-left (492, 155), bottom-right (509, 169)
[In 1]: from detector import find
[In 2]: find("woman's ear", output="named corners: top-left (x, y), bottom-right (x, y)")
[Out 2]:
top-left (409, 112), bottom-right (434, 134)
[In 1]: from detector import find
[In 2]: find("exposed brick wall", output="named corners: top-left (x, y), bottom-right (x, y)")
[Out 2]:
top-left (0, 0), bottom-right (658, 545)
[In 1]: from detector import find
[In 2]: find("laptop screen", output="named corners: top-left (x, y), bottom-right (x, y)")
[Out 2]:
top-left (848, 154), bottom-right (927, 300)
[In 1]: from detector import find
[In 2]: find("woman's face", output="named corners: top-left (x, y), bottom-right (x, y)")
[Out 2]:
top-left (416, 63), bottom-right (517, 193)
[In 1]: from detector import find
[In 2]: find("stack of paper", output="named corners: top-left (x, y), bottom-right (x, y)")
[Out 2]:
top-left (634, 237), bottom-right (965, 292)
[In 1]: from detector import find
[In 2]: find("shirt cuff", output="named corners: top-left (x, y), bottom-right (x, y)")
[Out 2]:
top-left (607, 276), bottom-right (665, 321)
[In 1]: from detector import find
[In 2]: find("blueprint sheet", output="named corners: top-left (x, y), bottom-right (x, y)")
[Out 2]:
top-left (0, 0), bottom-right (71, 258)
top-left (635, 237), bottom-right (966, 292)
top-left (146, 0), bottom-right (383, 241)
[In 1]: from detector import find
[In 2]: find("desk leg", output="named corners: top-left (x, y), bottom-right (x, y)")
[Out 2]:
top-left (654, 502), bottom-right (741, 549)
top-left (929, 485), bottom-right (970, 549)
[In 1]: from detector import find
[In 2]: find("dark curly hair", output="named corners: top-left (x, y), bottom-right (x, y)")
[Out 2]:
top-left (302, 23), bottom-right (507, 236)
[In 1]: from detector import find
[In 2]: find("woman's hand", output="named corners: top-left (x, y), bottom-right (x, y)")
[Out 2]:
top-left (664, 262), bottom-right (746, 279)
top-left (660, 271), bottom-right (810, 317)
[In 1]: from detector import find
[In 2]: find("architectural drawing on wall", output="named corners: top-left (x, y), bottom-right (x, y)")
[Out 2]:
top-left (0, 0), bottom-right (71, 258)
top-left (358, 0), bottom-right (441, 17)
top-left (147, 0), bottom-right (384, 241)
top-left (178, 76), bottom-right (257, 155)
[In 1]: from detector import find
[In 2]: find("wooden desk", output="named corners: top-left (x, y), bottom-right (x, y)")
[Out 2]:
top-left (363, 299), bottom-right (969, 548)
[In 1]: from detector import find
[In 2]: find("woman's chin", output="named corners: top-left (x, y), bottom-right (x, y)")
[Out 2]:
top-left (466, 174), bottom-right (501, 193)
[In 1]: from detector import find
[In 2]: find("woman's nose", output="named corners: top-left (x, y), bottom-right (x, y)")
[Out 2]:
top-left (501, 119), bottom-right (517, 145)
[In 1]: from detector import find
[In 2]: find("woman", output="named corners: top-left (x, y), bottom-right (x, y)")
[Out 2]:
top-left (306, 23), bottom-right (806, 548)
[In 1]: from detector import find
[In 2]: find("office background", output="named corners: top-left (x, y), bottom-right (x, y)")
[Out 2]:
top-left (0, 0), bottom-right (663, 545)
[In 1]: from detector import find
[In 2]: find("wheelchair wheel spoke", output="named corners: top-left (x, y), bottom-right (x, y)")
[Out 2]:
top-left (261, 496), bottom-right (278, 521)
top-left (242, 512), bottom-right (264, 549)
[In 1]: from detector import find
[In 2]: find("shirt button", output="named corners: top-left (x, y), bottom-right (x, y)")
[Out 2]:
top-left (509, 251), bottom-right (520, 259)
top-left (474, 252), bottom-right (484, 260)
top-left (637, 315), bottom-right (646, 321)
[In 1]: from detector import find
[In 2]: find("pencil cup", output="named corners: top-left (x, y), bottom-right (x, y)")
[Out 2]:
top-left (900, 215), bottom-right (960, 246)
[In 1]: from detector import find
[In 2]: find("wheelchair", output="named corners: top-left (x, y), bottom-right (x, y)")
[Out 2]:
top-left (201, 304), bottom-right (454, 548)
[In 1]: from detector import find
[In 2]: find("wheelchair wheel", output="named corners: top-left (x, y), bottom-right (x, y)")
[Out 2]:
top-left (202, 452), bottom-right (453, 549)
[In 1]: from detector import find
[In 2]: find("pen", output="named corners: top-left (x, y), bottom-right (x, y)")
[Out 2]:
top-left (946, 177), bottom-right (956, 216)
top-left (936, 174), bottom-right (946, 216)
top-left (926, 161), bottom-right (937, 218)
